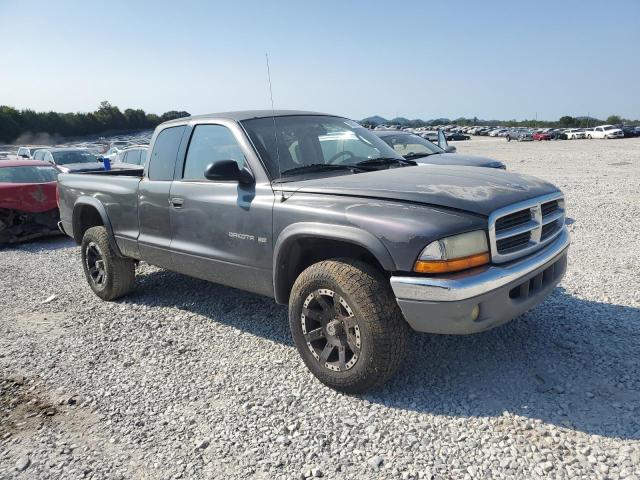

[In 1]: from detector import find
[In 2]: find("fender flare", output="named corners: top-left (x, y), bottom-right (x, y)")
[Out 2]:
top-left (72, 196), bottom-right (123, 257)
top-left (273, 222), bottom-right (396, 304)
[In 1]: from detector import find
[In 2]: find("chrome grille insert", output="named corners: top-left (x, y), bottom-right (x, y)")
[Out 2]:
top-left (488, 192), bottom-right (565, 263)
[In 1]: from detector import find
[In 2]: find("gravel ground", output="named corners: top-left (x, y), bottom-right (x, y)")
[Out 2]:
top-left (1, 137), bottom-right (639, 479)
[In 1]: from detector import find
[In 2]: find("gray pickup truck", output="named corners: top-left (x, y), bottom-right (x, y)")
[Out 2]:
top-left (57, 111), bottom-right (570, 392)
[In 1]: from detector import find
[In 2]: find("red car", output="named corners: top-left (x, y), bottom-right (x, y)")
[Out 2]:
top-left (0, 160), bottom-right (61, 244)
top-left (532, 132), bottom-right (552, 141)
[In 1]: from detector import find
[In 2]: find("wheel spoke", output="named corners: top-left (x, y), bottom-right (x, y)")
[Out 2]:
top-left (332, 294), bottom-right (342, 315)
top-left (338, 345), bottom-right (346, 371)
top-left (314, 292), bottom-right (332, 312)
top-left (304, 327), bottom-right (324, 343)
top-left (346, 332), bottom-right (360, 357)
top-left (343, 315), bottom-right (357, 329)
top-left (302, 307), bottom-right (321, 321)
top-left (319, 343), bottom-right (334, 363)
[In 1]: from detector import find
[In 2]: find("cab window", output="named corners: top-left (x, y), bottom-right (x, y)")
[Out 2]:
top-left (182, 124), bottom-right (246, 181)
top-left (148, 126), bottom-right (186, 180)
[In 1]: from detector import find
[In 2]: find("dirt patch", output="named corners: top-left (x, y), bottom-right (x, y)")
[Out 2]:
top-left (0, 376), bottom-right (58, 438)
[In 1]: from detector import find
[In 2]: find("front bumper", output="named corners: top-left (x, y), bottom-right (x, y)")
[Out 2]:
top-left (390, 228), bottom-right (570, 334)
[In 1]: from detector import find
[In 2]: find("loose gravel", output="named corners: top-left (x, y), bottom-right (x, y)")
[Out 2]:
top-left (1, 137), bottom-right (639, 479)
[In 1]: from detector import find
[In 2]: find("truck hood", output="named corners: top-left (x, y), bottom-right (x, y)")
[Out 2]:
top-left (415, 153), bottom-right (504, 169)
top-left (280, 165), bottom-right (559, 216)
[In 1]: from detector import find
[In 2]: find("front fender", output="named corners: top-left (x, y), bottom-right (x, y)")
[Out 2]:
top-left (273, 222), bottom-right (396, 303)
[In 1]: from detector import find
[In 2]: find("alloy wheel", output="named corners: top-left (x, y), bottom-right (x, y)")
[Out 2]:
top-left (300, 289), bottom-right (361, 372)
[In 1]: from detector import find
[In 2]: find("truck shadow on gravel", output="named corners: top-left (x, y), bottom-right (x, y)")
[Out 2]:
top-left (131, 269), bottom-right (640, 440)
top-left (0, 235), bottom-right (74, 254)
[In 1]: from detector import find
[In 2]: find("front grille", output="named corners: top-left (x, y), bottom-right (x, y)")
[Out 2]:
top-left (541, 220), bottom-right (561, 240)
top-left (541, 200), bottom-right (559, 216)
top-left (489, 193), bottom-right (565, 263)
top-left (497, 231), bottom-right (531, 252)
top-left (495, 210), bottom-right (532, 231)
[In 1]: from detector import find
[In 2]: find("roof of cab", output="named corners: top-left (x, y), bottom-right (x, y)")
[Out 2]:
top-left (161, 110), bottom-right (337, 126)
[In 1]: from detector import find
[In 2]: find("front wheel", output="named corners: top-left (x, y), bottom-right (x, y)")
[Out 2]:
top-left (289, 259), bottom-right (408, 393)
top-left (587, 134), bottom-right (592, 139)
top-left (81, 226), bottom-right (135, 301)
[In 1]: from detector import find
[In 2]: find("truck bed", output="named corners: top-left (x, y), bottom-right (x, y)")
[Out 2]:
top-left (57, 170), bottom-right (142, 255)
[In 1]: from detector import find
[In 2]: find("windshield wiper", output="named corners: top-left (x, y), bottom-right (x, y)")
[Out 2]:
top-left (279, 163), bottom-right (366, 177)
top-left (403, 152), bottom-right (438, 160)
top-left (354, 157), bottom-right (417, 167)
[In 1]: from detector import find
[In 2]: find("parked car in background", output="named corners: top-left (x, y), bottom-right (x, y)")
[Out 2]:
top-left (565, 129), bottom-right (586, 139)
top-left (620, 125), bottom-right (638, 138)
top-left (532, 132), bottom-right (552, 141)
top-left (13, 145), bottom-right (50, 160)
top-left (505, 130), bottom-right (533, 142)
top-left (0, 160), bottom-right (60, 244)
top-left (586, 125), bottom-right (624, 139)
top-left (114, 146), bottom-right (148, 169)
top-left (374, 130), bottom-right (506, 169)
top-left (418, 130), bottom-right (438, 142)
top-left (33, 148), bottom-right (105, 173)
top-left (445, 132), bottom-right (470, 141)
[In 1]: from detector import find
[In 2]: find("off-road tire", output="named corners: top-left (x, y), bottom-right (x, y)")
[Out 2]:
top-left (289, 258), bottom-right (408, 393)
top-left (81, 226), bottom-right (135, 301)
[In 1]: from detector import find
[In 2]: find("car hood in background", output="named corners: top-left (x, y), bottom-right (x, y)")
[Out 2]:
top-left (281, 165), bottom-right (559, 216)
top-left (0, 182), bottom-right (58, 212)
top-left (415, 153), bottom-right (504, 169)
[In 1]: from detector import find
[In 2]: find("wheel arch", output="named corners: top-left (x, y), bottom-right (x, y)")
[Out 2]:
top-left (273, 223), bottom-right (396, 305)
top-left (72, 197), bottom-right (123, 256)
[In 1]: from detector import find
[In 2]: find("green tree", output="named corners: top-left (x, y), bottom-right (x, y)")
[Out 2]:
top-left (606, 115), bottom-right (622, 125)
top-left (558, 116), bottom-right (576, 127)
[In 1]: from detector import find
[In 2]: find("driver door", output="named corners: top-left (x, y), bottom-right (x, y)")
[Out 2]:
top-left (169, 122), bottom-right (275, 296)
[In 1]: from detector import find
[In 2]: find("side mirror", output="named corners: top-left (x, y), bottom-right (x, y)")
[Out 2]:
top-left (445, 145), bottom-right (457, 153)
top-left (204, 160), bottom-right (254, 184)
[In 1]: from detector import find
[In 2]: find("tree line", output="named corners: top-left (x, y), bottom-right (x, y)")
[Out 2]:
top-left (0, 101), bottom-right (190, 143)
top-left (361, 114), bottom-right (637, 129)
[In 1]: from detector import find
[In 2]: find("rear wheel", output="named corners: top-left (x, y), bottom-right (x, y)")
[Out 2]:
top-left (587, 134), bottom-right (592, 139)
top-left (289, 259), bottom-right (408, 393)
top-left (81, 226), bottom-right (135, 301)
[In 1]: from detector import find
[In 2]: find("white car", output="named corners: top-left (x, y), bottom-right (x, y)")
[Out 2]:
top-left (585, 125), bottom-right (624, 139)
top-left (565, 129), bottom-right (586, 139)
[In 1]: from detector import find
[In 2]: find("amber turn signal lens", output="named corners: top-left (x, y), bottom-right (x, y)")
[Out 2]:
top-left (414, 252), bottom-right (490, 274)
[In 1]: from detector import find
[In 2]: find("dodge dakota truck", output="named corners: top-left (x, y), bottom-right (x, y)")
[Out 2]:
top-left (57, 111), bottom-right (570, 392)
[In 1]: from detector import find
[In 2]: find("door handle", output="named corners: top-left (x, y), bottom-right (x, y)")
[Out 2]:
top-left (170, 197), bottom-right (184, 208)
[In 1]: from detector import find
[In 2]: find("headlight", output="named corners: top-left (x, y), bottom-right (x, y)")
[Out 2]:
top-left (414, 230), bottom-right (490, 274)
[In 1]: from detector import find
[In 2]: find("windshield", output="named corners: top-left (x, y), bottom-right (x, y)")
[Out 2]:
top-left (379, 133), bottom-right (444, 158)
top-left (241, 115), bottom-right (406, 180)
top-left (52, 150), bottom-right (100, 165)
top-left (0, 166), bottom-right (59, 183)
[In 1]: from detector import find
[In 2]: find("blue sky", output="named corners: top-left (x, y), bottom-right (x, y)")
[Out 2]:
top-left (1, 0), bottom-right (638, 120)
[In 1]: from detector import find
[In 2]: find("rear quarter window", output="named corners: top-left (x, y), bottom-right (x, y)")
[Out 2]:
top-left (148, 126), bottom-right (186, 180)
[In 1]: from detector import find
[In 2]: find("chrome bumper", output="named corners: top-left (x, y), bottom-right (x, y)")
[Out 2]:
top-left (390, 228), bottom-right (570, 334)
top-left (391, 228), bottom-right (570, 302)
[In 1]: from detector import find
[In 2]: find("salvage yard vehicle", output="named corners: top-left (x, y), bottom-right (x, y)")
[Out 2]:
top-left (0, 160), bottom-right (60, 244)
top-left (374, 130), bottom-right (506, 168)
top-left (34, 148), bottom-right (105, 173)
top-left (532, 132), bottom-right (552, 141)
top-left (57, 111), bottom-right (570, 392)
top-left (13, 145), bottom-right (50, 160)
top-left (565, 128), bottom-right (586, 139)
top-left (586, 125), bottom-right (624, 139)
top-left (113, 145), bottom-right (149, 169)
